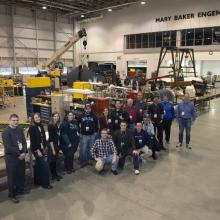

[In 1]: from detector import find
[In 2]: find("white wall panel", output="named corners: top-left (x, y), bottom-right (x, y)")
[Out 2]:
top-left (0, 26), bottom-right (11, 36)
top-left (38, 50), bottom-right (54, 58)
top-left (38, 40), bottom-right (54, 49)
top-left (15, 39), bottom-right (36, 48)
top-left (15, 48), bottom-right (37, 57)
top-left (14, 16), bottom-right (34, 29)
top-left (38, 30), bottom-right (53, 40)
top-left (14, 28), bottom-right (35, 38)
top-left (0, 37), bottom-right (12, 47)
top-left (0, 15), bottom-right (11, 25)
top-left (56, 32), bottom-right (70, 41)
top-left (0, 48), bottom-right (13, 57)
top-left (38, 20), bottom-right (53, 31)
top-left (56, 22), bottom-right (72, 34)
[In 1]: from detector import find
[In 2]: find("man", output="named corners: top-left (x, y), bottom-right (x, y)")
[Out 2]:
top-left (111, 100), bottom-right (130, 131)
top-left (162, 95), bottom-right (175, 145)
top-left (176, 93), bottom-right (196, 149)
top-left (2, 114), bottom-right (28, 203)
top-left (78, 103), bottom-right (98, 167)
top-left (91, 129), bottom-right (118, 175)
top-left (148, 96), bottom-right (165, 150)
top-left (133, 122), bottom-right (153, 174)
top-left (124, 98), bottom-right (140, 130)
top-left (113, 121), bottom-right (139, 174)
top-left (135, 92), bottom-right (147, 119)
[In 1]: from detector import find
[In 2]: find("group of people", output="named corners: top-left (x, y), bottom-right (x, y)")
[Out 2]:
top-left (2, 92), bottom-right (196, 203)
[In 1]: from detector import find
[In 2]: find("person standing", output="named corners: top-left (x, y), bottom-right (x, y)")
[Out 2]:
top-left (135, 91), bottom-right (147, 119)
top-left (111, 100), bottom-right (130, 132)
top-left (176, 93), bottom-right (196, 149)
top-left (91, 129), bottom-right (118, 175)
top-left (48, 112), bottom-right (62, 181)
top-left (78, 104), bottom-right (98, 167)
top-left (99, 108), bottom-right (113, 135)
top-left (28, 113), bottom-right (52, 189)
top-left (2, 114), bottom-right (28, 203)
top-left (60, 111), bottom-right (80, 174)
top-left (133, 122), bottom-right (152, 174)
top-left (112, 121), bottom-right (139, 175)
top-left (124, 98), bottom-right (140, 131)
top-left (148, 96), bottom-right (165, 150)
top-left (162, 95), bottom-right (175, 145)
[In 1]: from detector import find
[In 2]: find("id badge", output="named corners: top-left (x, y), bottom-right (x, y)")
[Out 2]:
top-left (154, 114), bottom-right (157, 118)
top-left (121, 142), bottom-right (124, 146)
top-left (86, 126), bottom-right (90, 131)
top-left (115, 119), bottom-right (118, 124)
top-left (181, 112), bottom-right (185, 116)
top-left (77, 132), bottom-right (80, 136)
top-left (130, 115), bottom-right (133, 119)
top-left (108, 119), bottom-right (112, 123)
top-left (139, 139), bottom-right (142, 144)
top-left (18, 142), bottom-right (23, 151)
top-left (140, 109), bottom-right (143, 113)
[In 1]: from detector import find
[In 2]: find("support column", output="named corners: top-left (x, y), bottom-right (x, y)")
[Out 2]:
top-left (11, 5), bottom-right (16, 74)
top-left (35, 10), bottom-right (39, 65)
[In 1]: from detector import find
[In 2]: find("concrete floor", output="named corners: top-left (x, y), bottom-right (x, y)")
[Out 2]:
top-left (0, 96), bottom-right (220, 220)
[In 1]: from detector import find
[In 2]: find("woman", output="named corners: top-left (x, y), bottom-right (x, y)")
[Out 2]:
top-left (48, 112), bottom-right (62, 181)
top-left (142, 114), bottom-right (160, 160)
top-left (60, 111), bottom-right (80, 174)
top-left (99, 108), bottom-right (112, 135)
top-left (28, 113), bottom-right (52, 189)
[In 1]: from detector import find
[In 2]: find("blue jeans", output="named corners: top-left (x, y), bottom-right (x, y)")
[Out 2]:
top-left (179, 118), bottom-right (191, 145)
top-left (118, 148), bottom-right (139, 170)
top-left (101, 155), bottom-right (118, 171)
top-left (80, 134), bottom-right (96, 165)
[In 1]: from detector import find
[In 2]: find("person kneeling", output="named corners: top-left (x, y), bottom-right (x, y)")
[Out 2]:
top-left (91, 129), bottom-right (118, 175)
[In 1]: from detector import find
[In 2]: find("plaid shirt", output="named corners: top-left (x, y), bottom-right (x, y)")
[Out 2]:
top-left (91, 138), bottom-right (117, 159)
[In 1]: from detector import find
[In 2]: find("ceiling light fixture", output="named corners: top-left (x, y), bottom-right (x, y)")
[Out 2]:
top-left (81, 15), bottom-right (85, 18)
top-left (42, 6), bottom-right (47, 10)
top-left (141, 1), bottom-right (146, 5)
top-left (108, 8), bottom-right (112, 12)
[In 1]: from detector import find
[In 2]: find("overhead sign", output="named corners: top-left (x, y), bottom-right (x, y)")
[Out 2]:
top-left (156, 10), bottom-right (220, 22)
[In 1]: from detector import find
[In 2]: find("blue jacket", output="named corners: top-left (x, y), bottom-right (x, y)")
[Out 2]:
top-left (176, 101), bottom-right (196, 121)
top-left (162, 101), bottom-right (175, 121)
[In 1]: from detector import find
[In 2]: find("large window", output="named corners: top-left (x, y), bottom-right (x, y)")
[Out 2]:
top-left (181, 26), bottom-right (220, 46)
top-left (125, 31), bottom-right (177, 49)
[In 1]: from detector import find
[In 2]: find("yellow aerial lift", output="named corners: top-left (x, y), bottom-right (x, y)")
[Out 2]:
top-left (37, 28), bottom-right (87, 91)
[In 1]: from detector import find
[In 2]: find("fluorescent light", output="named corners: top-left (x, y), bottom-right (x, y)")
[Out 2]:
top-left (141, 1), bottom-right (146, 5)
top-left (81, 15), bottom-right (85, 18)
top-left (42, 6), bottom-right (47, 10)
top-left (108, 8), bottom-right (112, 12)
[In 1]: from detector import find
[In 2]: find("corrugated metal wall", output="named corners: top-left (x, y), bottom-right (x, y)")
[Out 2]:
top-left (0, 4), bottom-right (75, 73)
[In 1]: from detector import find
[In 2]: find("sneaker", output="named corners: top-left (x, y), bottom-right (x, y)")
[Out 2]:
top-left (10, 197), bottom-right (20, 204)
top-left (43, 185), bottom-right (53, 190)
top-left (134, 170), bottom-right (140, 175)
top-left (111, 169), bottom-right (118, 175)
top-left (176, 143), bottom-right (182, 148)
top-left (186, 144), bottom-right (192, 149)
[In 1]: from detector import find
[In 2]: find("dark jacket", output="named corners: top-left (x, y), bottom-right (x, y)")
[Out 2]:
top-left (28, 123), bottom-right (47, 153)
top-left (111, 108), bottom-right (130, 130)
top-left (133, 129), bottom-right (150, 150)
top-left (2, 126), bottom-right (27, 159)
top-left (99, 115), bottom-right (112, 132)
top-left (60, 120), bottom-right (80, 147)
top-left (148, 103), bottom-right (164, 124)
top-left (112, 129), bottom-right (135, 155)
top-left (78, 112), bottom-right (98, 135)
top-left (48, 123), bottom-right (60, 151)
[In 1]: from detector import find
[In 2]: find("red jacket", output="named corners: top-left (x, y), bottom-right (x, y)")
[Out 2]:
top-left (124, 106), bottom-right (140, 123)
